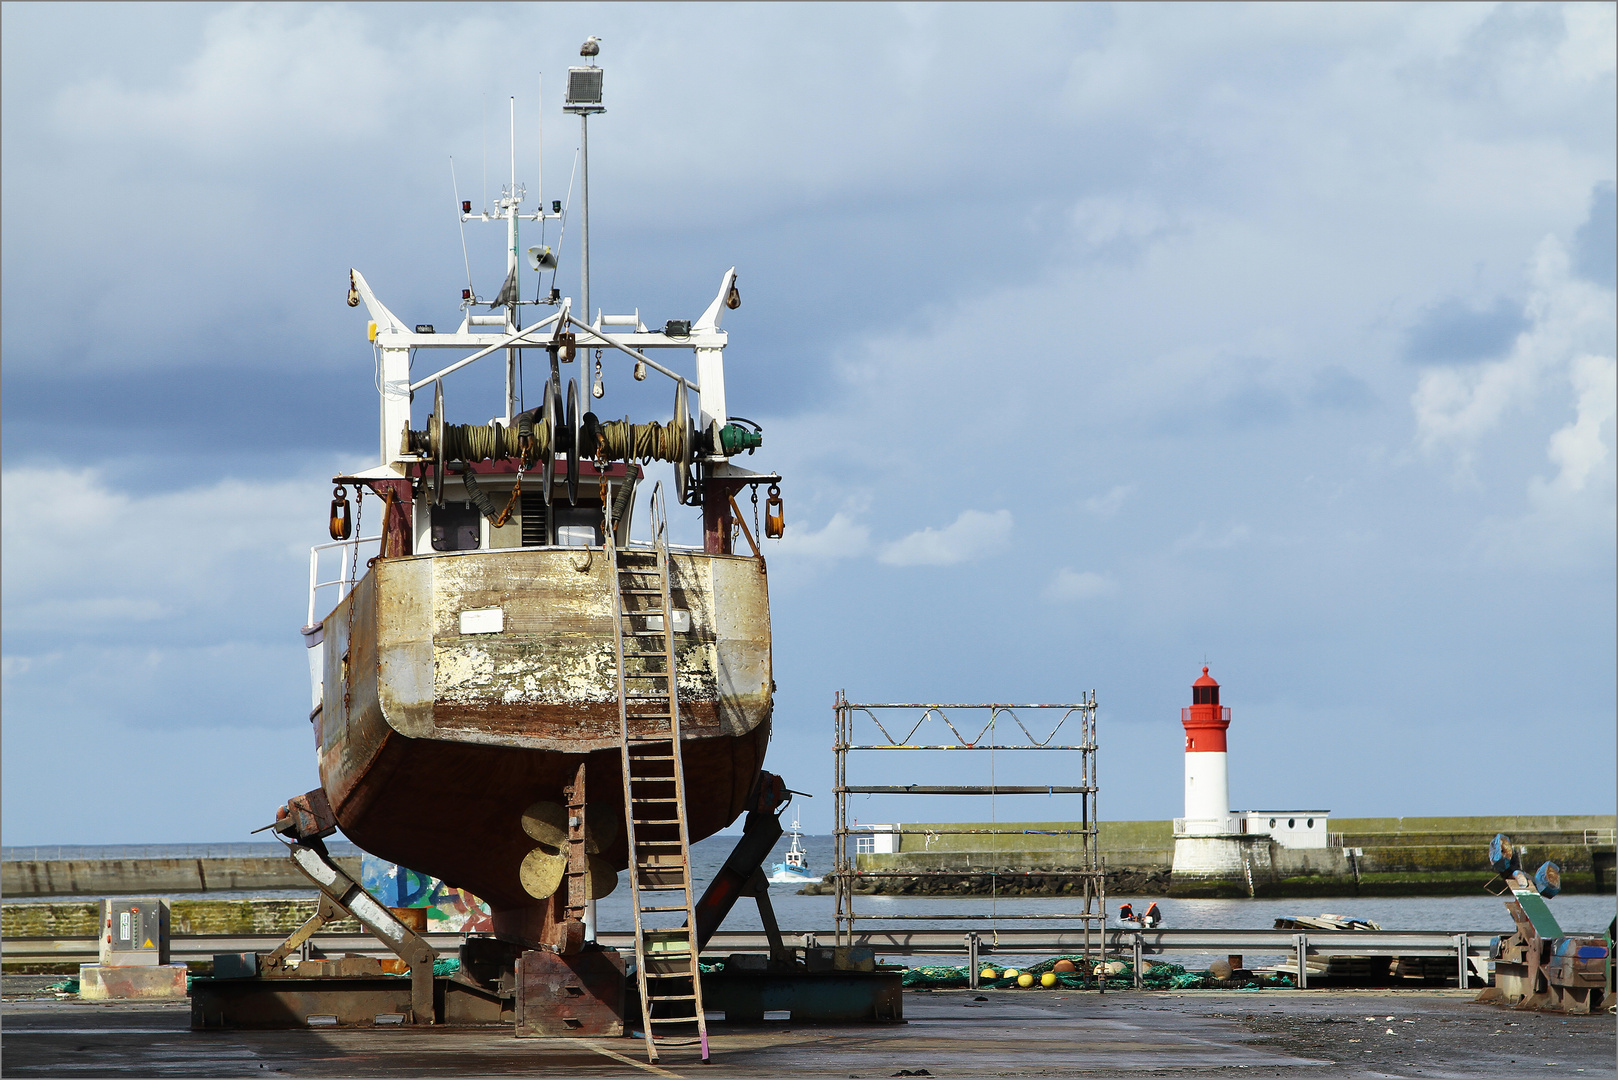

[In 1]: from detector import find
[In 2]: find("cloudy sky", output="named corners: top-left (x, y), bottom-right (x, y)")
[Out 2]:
top-left (3, 2), bottom-right (1613, 844)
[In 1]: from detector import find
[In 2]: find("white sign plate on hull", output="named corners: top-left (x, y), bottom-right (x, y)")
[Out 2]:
top-left (459, 607), bottom-right (505, 635)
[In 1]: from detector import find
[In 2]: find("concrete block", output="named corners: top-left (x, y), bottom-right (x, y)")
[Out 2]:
top-left (79, 963), bottom-right (188, 1000)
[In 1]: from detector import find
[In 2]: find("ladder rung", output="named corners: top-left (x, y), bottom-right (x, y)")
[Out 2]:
top-left (636, 840), bottom-right (686, 848)
top-left (625, 692), bottom-right (670, 699)
top-left (635, 883), bottom-right (688, 892)
top-left (647, 1015), bottom-right (700, 1025)
top-left (646, 994), bottom-right (698, 1002)
top-left (638, 903), bottom-right (691, 913)
top-left (629, 753), bottom-right (675, 760)
top-left (620, 588), bottom-right (663, 594)
top-left (633, 818), bottom-right (682, 825)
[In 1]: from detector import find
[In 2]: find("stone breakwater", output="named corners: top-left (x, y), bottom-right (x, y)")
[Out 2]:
top-left (798, 867), bottom-right (1170, 897)
top-left (2, 899), bottom-right (363, 940)
top-left (832, 816), bottom-right (1615, 898)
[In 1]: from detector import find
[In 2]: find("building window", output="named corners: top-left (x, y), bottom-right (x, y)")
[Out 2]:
top-left (856, 836), bottom-right (874, 855)
top-left (1269, 818), bottom-right (1276, 828)
top-left (1288, 818), bottom-right (1296, 829)
top-left (1306, 818), bottom-right (1314, 828)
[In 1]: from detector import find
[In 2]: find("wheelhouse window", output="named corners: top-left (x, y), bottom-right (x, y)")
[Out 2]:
top-left (431, 503), bottom-right (481, 551)
top-left (553, 502), bottom-right (605, 547)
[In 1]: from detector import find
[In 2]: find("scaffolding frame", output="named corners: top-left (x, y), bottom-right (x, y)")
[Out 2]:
top-left (832, 691), bottom-right (1107, 984)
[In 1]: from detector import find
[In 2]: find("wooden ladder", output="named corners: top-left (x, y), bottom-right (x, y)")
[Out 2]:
top-left (608, 483), bottom-right (710, 1065)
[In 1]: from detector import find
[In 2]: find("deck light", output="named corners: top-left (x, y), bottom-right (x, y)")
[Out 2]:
top-left (461, 200), bottom-right (472, 214)
top-left (552, 200), bottom-right (562, 214)
top-left (462, 288), bottom-right (472, 301)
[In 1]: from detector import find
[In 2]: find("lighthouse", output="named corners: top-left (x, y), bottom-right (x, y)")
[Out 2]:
top-left (1169, 665), bottom-right (1334, 895)
top-left (1181, 666), bottom-right (1231, 833)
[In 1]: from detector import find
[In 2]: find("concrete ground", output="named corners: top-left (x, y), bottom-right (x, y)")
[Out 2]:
top-left (2, 978), bottom-right (1612, 1078)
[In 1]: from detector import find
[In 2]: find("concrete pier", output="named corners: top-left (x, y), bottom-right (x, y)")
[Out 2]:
top-left (0, 856), bottom-right (363, 899)
top-left (3, 981), bottom-right (1612, 1077)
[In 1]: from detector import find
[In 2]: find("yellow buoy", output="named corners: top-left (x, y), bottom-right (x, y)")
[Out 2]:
top-left (1003, 968), bottom-right (1019, 979)
top-left (1041, 972), bottom-right (1057, 987)
top-left (980, 967), bottom-right (997, 980)
top-left (1017, 973), bottom-right (1034, 988)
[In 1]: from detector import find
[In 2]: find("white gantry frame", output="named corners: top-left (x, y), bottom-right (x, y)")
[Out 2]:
top-left (348, 267), bottom-right (737, 482)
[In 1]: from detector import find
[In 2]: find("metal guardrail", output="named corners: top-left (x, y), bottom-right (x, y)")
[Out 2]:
top-left (5, 927), bottom-right (1496, 991)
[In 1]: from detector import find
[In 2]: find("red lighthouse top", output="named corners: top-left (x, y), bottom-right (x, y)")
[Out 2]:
top-left (1182, 666), bottom-right (1230, 753)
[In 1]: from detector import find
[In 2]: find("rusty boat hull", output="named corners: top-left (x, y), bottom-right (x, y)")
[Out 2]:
top-left (316, 546), bottom-right (772, 934)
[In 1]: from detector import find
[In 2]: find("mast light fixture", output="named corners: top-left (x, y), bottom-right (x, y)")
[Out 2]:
top-left (564, 67), bottom-right (604, 113)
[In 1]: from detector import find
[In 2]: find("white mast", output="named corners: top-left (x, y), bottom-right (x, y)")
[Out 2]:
top-left (581, 112), bottom-right (591, 327)
top-left (505, 96), bottom-right (519, 423)
top-left (565, 40), bottom-right (605, 330)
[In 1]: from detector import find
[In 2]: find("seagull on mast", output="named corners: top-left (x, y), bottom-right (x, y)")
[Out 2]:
top-left (580, 36), bottom-right (601, 58)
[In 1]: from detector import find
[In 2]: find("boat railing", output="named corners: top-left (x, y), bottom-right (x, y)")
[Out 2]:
top-left (306, 535), bottom-right (382, 628)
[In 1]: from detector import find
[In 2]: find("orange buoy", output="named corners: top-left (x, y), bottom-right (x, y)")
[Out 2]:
top-left (1053, 959), bottom-right (1076, 973)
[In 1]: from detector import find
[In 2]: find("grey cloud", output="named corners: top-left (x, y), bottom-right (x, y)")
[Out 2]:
top-left (1572, 182), bottom-right (1616, 290)
top-left (1402, 296), bottom-right (1527, 365)
top-left (1308, 366), bottom-right (1377, 412)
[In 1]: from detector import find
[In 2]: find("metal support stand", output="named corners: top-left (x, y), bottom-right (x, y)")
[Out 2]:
top-left (274, 841), bottom-right (440, 1023)
top-left (739, 867), bottom-right (792, 966)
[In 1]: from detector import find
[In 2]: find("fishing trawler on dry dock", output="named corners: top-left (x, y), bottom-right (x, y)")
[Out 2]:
top-left (295, 58), bottom-right (784, 974)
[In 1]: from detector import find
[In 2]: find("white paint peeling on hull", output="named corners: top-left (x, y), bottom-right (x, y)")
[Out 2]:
top-left (351, 548), bottom-right (769, 748)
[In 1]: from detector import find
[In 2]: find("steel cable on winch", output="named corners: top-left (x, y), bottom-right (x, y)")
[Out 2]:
top-left (594, 419), bottom-right (682, 464)
top-left (423, 417), bottom-right (685, 465)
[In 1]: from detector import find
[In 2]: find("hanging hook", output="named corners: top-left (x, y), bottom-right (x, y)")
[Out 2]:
top-left (765, 483), bottom-right (785, 538)
top-left (330, 485), bottom-right (352, 540)
top-left (592, 353), bottom-right (604, 399)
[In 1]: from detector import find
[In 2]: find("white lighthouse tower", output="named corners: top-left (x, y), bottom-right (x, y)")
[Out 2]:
top-left (1181, 666), bottom-right (1231, 833)
top-left (1170, 665), bottom-right (1249, 893)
